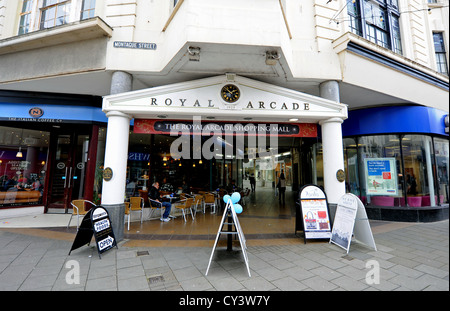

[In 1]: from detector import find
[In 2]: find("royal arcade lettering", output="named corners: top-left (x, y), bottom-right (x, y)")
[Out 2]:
top-left (150, 97), bottom-right (310, 111)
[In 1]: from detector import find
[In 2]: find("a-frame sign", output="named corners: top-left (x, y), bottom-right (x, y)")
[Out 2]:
top-left (330, 193), bottom-right (377, 253)
top-left (69, 205), bottom-right (118, 259)
top-left (205, 197), bottom-right (251, 277)
top-left (297, 185), bottom-right (333, 243)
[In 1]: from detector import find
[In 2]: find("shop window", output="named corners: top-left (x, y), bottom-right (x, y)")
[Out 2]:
top-left (93, 126), bottom-right (106, 205)
top-left (356, 135), bottom-right (403, 206)
top-left (402, 135), bottom-right (436, 206)
top-left (433, 137), bottom-right (449, 204)
top-left (343, 137), bottom-right (360, 196)
top-left (0, 126), bottom-right (49, 207)
top-left (344, 134), bottom-right (447, 208)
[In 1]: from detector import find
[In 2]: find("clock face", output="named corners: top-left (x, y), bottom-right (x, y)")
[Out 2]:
top-left (221, 84), bottom-right (240, 103)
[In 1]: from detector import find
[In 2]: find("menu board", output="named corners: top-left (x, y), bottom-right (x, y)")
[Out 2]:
top-left (69, 206), bottom-right (117, 259)
top-left (298, 185), bottom-right (332, 242)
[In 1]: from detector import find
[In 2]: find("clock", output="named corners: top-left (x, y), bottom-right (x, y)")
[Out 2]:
top-left (220, 84), bottom-right (240, 103)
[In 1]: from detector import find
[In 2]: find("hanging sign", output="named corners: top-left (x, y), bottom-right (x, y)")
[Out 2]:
top-left (69, 205), bottom-right (117, 258)
top-left (330, 193), bottom-right (377, 253)
top-left (297, 185), bottom-right (332, 243)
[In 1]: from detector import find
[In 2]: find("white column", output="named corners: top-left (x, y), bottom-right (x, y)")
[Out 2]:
top-left (319, 117), bottom-right (346, 204)
top-left (319, 80), bottom-right (345, 204)
top-left (101, 111), bottom-right (131, 205)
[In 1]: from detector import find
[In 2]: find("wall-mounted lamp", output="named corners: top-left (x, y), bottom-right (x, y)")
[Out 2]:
top-left (265, 51), bottom-right (280, 66)
top-left (187, 46), bottom-right (201, 61)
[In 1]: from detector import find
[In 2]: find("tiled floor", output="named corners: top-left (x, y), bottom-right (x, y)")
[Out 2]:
top-left (123, 186), bottom-right (299, 247)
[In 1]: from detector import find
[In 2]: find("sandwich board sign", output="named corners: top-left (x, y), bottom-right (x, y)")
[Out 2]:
top-left (297, 185), bottom-right (332, 243)
top-left (69, 205), bottom-right (118, 259)
top-left (330, 193), bottom-right (377, 253)
top-left (206, 193), bottom-right (251, 277)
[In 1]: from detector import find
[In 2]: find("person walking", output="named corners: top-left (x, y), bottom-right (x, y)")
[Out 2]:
top-left (277, 171), bottom-right (286, 204)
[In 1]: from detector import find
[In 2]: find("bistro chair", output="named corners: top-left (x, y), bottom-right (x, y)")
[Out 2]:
top-left (173, 197), bottom-right (194, 222)
top-left (129, 196), bottom-right (144, 225)
top-left (124, 202), bottom-right (131, 230)
top-left (192, 194), bottom-right (203, 215)
top-left (148, 198), bottom-right (164, 220)
top-left (203, 193), bottom-right (216, 214)
top-left (68, 199), bottom-right (95, 230)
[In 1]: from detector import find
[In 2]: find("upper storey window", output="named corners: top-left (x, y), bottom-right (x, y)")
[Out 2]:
top-left (81, 0), bottom-right (96, 20)
top-left (347, 0), bottom-right (402, 55)
top-left (17, 0), bottom-right (97, 35)
top-left (40, 0), bottom-right (71, 30)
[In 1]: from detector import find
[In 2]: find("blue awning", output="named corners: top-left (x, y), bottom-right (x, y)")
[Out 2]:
top-left (342, 106), bottom-right (448, 137)
top-left (0, 102), bottom-right (108, 123)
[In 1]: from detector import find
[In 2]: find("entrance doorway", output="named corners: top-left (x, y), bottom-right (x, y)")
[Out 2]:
top-left (46, 131), bottom-right (90, 213)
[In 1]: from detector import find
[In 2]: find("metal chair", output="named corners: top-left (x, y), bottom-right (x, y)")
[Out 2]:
top-left (173, 197), bottom-right (194, 222)
top-left (148, 198), bottom-right (164, 220)
top-left (68, 199), bottom-right (95, 229)
top-left (128, 196), bottom-right (144, 225)
top-left (203, 193), bottom-right (216, 214)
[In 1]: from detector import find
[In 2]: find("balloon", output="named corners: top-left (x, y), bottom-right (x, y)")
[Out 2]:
top-left (231, 192), bottom-right (241, 203)
top-left (234, 204), bottom-right (243, 214)
top-left (223, 194), bottom-right (231, 203)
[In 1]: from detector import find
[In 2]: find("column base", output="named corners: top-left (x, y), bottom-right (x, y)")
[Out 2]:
top-left (101, 203), bottom-right (125, 242)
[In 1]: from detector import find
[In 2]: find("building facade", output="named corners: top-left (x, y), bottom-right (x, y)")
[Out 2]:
top-left (0, 1), bottom-right (448, 226)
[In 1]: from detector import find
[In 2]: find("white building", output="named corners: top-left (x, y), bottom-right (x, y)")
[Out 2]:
top-left (0, 1), bottom-right (448, 234)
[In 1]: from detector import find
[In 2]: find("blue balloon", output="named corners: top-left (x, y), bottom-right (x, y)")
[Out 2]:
top-left (234, 204), bottom-right (243, 214)
top-left (223, 194), bottom-right (231, 203)
top-left (231, 192), bottom-right (241, 203)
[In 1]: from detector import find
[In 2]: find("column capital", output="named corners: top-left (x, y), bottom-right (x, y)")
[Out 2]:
top-left (319, 117), bottom-right (344, 126)
top-left (106, 110), bottom-right (132, 120)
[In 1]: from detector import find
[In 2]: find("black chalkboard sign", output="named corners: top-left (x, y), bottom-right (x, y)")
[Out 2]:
top-left (69, 205), bottom-right (117, 259)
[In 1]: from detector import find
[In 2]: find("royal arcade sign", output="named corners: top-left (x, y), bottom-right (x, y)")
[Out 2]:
top-left (102, 75), bottom-right (348, 123)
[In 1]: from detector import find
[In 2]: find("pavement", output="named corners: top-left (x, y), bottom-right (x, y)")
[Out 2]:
top-left (0, 213), bottom-right (448, 298)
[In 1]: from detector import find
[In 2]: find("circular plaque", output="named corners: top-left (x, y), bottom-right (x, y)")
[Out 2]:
top-left (336, 169), bottom-right (345, 182)
top-left (103, 167), bottom-right (113, 181)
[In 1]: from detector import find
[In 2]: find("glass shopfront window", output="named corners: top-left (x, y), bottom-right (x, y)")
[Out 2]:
top-left (434, 137), bottom-right (449, 204)
top-left (343, 134), bottom-right (449, 208)
top-left (0, 126), bottom-right (49, 207)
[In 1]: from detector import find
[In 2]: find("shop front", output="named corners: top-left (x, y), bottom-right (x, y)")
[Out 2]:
top-left (100, 75), bottom-right (348, 232)
top-left (342, 106), bottom-right (449, 222)
top-left (0, 92), bottom-right (106, 216)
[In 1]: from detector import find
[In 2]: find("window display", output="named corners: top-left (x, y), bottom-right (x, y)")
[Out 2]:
top-left (0, 126), bottom-right (49, 207)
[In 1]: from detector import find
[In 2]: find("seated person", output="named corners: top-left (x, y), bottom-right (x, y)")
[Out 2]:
top-left (178, 180), bottom-right (190, 194)
top-left (149, 182), bottom-right (172, 222)
top-left (160, 178), bottom-right (174, 193)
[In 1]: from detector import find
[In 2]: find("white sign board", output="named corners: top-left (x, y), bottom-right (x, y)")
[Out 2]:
top-left (299, 185), bottom-right (332, 241)
top-left (205, 198), bottom-right (251, 277)
top-left (330, 193), bottom-right (377, 253)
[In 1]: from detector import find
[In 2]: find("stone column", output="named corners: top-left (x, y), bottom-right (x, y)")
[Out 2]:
top-left (100, 71), bottom-right (133, 241)
top-left (319, 81), bottom-right (345, 208)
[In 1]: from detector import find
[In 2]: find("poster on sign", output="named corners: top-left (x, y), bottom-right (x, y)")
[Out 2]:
top-left (330, 193), bottom-right (377, 253)
top-left (298, 185), bottom-right (332, 243)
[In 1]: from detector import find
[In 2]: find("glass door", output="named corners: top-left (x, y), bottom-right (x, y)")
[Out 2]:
top-left (46, 132), bottom-right (89, 212)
